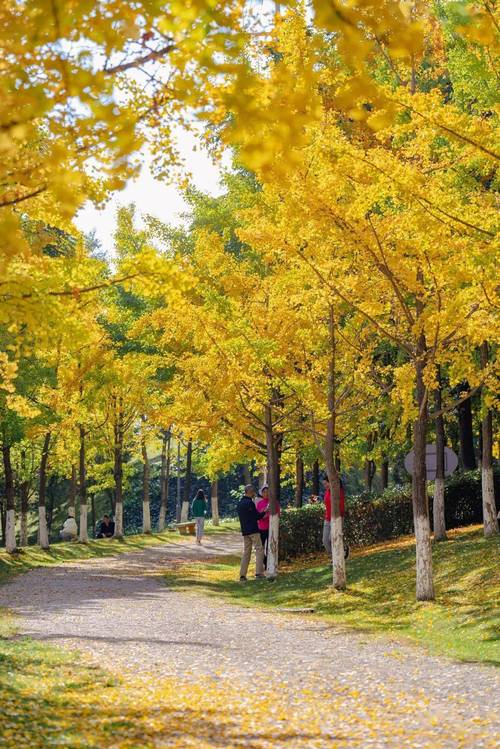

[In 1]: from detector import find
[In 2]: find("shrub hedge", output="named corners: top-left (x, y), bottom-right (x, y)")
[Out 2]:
top-left (279, 469), bottom-right (499, 560)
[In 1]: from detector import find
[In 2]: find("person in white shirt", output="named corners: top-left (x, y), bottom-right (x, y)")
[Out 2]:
top-left (60, 510), bottom-right (78, 541)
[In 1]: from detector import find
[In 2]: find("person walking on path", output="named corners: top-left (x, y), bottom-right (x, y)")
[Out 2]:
top-left (237, 484), bottom-right (268, 581)
top-left (191, 489), bottom-right (208, 545)
top-left (322, 477), bottom-right (350, 560)
top-left (256, 485), bottom-right (280, 568)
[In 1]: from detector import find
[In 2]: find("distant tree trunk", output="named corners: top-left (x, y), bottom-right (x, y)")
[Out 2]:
top-left (180, 440), bottom-right (192, 522)
top-left (242, 464), bottom-right (252, 485)
top-left (412, 313), bottom-right (434, 601)
top-left (69, 464), bottom-right (77, 517)
top-left (312, 459), bottom-right (320, 496)
top-left (364, 460), bottom-right (376, 492)
top-left (380, 458), bottom-right (389, 490)
top-left (38, 432), bottom-right (51, 549)
top-left (2, 443), bottom-right (16, 552)
top-left (457, 384), bottom-right (477, 470)
top-left (78, 426), bottom-right (88, 542)
top-left (211, 480), bottom-right (219, 526)
top-left (141, 425), bottom-right (151, 534)
top-left (480, 343), bottom-right (498, 537)
top-left (433, 373), bottom-right (447, 541)
top-left (294, 454), bottom-right (304, 507)
top-left (46, 477), bottom-right (55, 534)
top-left (324, 306), bottom-right (346, 590)
top-left (20, 450), bottom-right (29, 547)
top-left (176, 439), bottom-right (182, 523)
top-left (158, 430), bottom-right (171, 531)
top-left (113, 397), bottom-right (124, 538)
top-left (264, 404), bottom-right (280, 578)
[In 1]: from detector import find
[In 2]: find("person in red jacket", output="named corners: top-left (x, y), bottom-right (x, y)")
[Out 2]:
top-left (322, 476), bottom-right (350, 560)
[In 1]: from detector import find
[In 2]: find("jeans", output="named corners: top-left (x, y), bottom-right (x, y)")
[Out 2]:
top-left (240, 533), bottom-right (265, 577)
top-left (195, 517), bottom-right (205, 541)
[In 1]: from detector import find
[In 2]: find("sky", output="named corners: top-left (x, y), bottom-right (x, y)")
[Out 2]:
top-left (75, 129), bottom-right (226, 257)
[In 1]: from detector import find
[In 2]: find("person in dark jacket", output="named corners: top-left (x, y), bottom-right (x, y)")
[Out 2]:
top-left (237, 484), bottom-right (268, 581)
top-left (96, 515), bottom-right (115, 538)
top-left (191, 489), bottom-right (208, 544)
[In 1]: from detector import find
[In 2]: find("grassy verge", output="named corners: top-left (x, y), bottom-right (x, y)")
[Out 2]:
top-left (164, 525), bottom-right (500, 665)
top-left (0, 530), bottom-right (179, 585)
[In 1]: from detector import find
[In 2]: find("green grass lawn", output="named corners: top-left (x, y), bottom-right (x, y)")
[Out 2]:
top-left (164, 525), bottom-right (500, 665)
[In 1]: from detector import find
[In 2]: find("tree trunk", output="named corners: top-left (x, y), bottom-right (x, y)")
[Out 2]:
top-left (38, 432), bottom-right (51, 550)
top-left (312, 459), bottom-right (320, 496)
top-left (2, 443), bottom-right (16, 552)
top-left (412, 322), bottom-right (434, 600)
top-left (69, 464), bottom-right (77, 516)
top-left (264, 404), bottom-right (280, 578)
top-left (113, 397), bottom-right (124, 538)
top-left (380, 458), bottom-right (389, 490)
top-left (180, 440), bottom-right (192, 523)
top-left (158, 430), bottom-right (171, 531)
top-left (20, 477), bottom-right (29, 547)
top-left (211, 480), bottom-right (219, 526)
top-left (480, 343), bottom-right (498, 537)
top-left (78, 426), bottom-right (88, 542)
top-left (364, 460), bottom-right (376, 493)
top-left (176, 439), bottom-right (182, 523)
top-left (457, 384), bottom-right (477, 470)
top-left (141, 429), bottom-right (151, 534)
top-left (433, 373), bottom-right (447, 541)
top-left (325, 305), bottom-right (346, 590)
top-left (242, 464), bottom-right (252, 485)
top-left (294, 454), bottom-right (304, 507)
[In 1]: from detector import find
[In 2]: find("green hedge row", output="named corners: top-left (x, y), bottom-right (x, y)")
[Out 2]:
top-left (279, 470), bottom-right (499, 560)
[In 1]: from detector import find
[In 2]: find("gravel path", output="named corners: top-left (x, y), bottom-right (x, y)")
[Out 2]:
top-left (1, 533), bottom-right (498, 748)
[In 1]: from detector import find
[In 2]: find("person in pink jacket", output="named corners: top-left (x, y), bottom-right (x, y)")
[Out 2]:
top-left (256, 485), bottom-right (280, 568)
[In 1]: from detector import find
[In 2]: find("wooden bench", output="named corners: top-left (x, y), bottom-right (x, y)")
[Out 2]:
top-left (174, 521), bottom-right (196, 536)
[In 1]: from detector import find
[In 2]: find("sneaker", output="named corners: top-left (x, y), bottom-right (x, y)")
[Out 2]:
top-left (255, 574), bottom-right (266, 579)
top-left (239, 576), bottom-right (247, 582)
top-left (344, 544), bottom-right (350, 560)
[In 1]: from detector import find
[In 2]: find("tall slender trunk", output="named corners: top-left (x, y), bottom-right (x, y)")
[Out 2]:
top-left (176, 439), bottom-right (182, 523)
top-left (433, 371), bottom-right (447, 541)
top-left (78, 426), bottom-right (88, 542)
top-left (412, 287), bottom-right (434, 600)
top-left (457, 384), bottom-right (477, 470)
top-left (46, 477), bottom-right (55, 534)
top-left (158, 430), bottom-right (171, 531)
top-left (380, 458), bottom-right (389, 490)
top-left (294, 454), bottom-right (304, 507)
top-left (325, 305), bottom-right (346, 590)
top-left (69, 464), bottom-right (77, 516)
top-left (180, 440), bottom-right (192, 522)
top-left (141, 424), bottom-right (151, 534)
top-left (113, 397), bottom-right (124, 538)
top-left (264, 404), bottom-right (280, 578)
top-left (242, 464), bottom-right (252, 485)
top-left (2, 443), bottom-right (16, 552)
top-left (38, 432), bottom-right (51, 549)
top-left (312, 459), bottom-right (320, 496)
top-left (211, 480), bottom-right (219, 526)
top-left (20, 449), bottom-right (29, 547)
top-left (480, 343), bottom-right (498, 537)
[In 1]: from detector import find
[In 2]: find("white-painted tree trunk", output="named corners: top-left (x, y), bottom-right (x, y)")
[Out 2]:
top-left (266, 513), bottom-right (279, 578)
top-left (20, 511), bottom-right (28, 547)
top-left (39, 505), bottom-right (49, 549)
top-left (143, 501), bottom-right (151, 534)
top-left (6, 509), bottom-right (16, 553)
top-left (79, 504), bottom-right (88, 543)
top-left (414, 513), bottom-right (434, 600)
top-left (180, 501), bottom-right (189, 523)
top-left (114, 502), bottom-right (123, 538)
top-left (158, 504), bottom-right (166, 532)
top-left (211, 481), bottom-right (219, 526)
top-left (433, 477), bottom-right (447, 541)
top-left (482, 466), bottom-right (498, 537)
top-left (331, 515), bottom-right (346, 589)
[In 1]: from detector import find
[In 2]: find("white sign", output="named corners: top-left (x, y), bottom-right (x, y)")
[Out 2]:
top-left (404, 444), bottom-right (458, 482)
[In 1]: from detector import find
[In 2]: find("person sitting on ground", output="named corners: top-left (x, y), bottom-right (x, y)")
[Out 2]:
top-left (96, 514), bottom-right (115, 538)
top-left (322, 476), bottom-right (350, 560)
top-left (237, 484), bottom-right (268, 581)
top-left (60, 510), bottom-right (78, 542)
top-left (191, 488), bottom-right (208, 545)
top-left (256, 485), bottom-right (280, 568)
